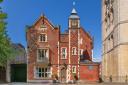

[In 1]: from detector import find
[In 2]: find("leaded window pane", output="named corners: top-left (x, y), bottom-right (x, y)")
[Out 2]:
top-left (35, 67), bottom-right (51, 78)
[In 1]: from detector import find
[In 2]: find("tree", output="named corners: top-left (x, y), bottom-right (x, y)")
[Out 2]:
top-left (0, 0), bottom-right (20, 67)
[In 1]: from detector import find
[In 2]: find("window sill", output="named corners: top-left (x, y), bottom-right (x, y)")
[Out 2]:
top-left (34, 77), bottom-right (52, 80)
top-left (72, 72), bottom-right (76, 74)
top-left (72, 54), bottom-right (77, 56)
top-left (37, 60), bottom-right (49, 63)
top-left (61, 58), bottom-right (67, 60)
top-left (39, 41), bottom-right (48, 43)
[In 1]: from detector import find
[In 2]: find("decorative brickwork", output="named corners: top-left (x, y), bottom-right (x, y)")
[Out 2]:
top-left (26, 8), bottom-right (99, 83)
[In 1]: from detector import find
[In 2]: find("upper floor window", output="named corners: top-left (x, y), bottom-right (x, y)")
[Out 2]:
top-left (40, 24), bottom-right (47, 29)
top-left (39, 34), bottom-right (47, 42)
top-left (37, 49), bottom-right (49, 62)
top-left (61, 47), bottom-right (67, 59)
top-left (35, 67), bottom-right (51, 78)
top-left (72, 66), bottom-right (76, 73)
top-left (72, 47), bottom-right (77, 55)
top-left (79, 49), bottom-right (83, 55)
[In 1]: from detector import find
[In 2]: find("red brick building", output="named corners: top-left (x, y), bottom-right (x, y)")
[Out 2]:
top-left (26, 8), bottom-right (99, 83)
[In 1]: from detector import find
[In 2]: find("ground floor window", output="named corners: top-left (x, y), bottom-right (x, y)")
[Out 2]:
top-left (72, 66), bottom-right (76, 73)
top-left (35, 67), bottom-right (51, 78)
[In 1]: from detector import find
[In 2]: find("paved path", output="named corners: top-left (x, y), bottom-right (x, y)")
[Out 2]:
top-left (1, 83), bottom-right (128, 85)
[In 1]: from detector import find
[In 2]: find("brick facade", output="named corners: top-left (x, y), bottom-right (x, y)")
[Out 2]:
top-left (26, 8), bottom-right (99, 83)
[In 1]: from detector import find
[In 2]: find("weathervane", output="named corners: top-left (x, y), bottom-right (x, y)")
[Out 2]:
top-left (73, 1), bottom-right (76, 6)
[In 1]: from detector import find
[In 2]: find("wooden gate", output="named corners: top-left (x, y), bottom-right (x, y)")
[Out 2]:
top-left (0, 67), bottom-right (6, 82)
top-left (11, 64), bottom-right (27, 82)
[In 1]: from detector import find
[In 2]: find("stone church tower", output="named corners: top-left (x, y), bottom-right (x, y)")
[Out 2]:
top-left (102, 0), bottom-right (128, 82)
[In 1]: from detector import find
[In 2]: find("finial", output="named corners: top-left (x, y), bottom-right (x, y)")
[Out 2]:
top-left (41, 13), bottom-right (43, 17)
top-left (41, 13), bottom-right (45, 24)
top-left (73, 1), bottom-right (76, 6)
top-left (41, 13), bottom-right (45, 17)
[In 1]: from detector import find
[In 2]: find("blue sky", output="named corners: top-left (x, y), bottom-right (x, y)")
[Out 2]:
top-left (2, 0), bottom-right (102, 60)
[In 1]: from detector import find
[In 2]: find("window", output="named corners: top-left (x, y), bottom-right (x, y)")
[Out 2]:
top-left (37, 49), bottom-right (49, 62)
top-left (61, 47), bottom-right (67, 59)
top-left (35, 67), bottom-right (51, 78)
top-left (39, 34), bottom-right (47, 42)
top-left (79, 49), bottom-right (83, 55)
top-left (71, 20), bottom-right (78, 27)
top-left (40, 24), bottom-right (46, 28)
top-left (72, 47), bottom-right (77, 55)
top-left (40, 24), bottom-right (47, 30)
top-left (88, 66), bottom-right (93, 70)
top-left (72, 66), bottom-right (76, 73)
top-left (111, 35), bottom-right (114, 48)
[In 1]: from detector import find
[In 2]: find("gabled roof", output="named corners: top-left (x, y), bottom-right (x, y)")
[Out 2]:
top-left (33, 14), bottom-right (55, 29)
top-left (80, 27), bottom-right (92, 40)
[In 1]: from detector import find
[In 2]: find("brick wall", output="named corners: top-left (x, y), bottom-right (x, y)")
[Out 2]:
top-left (79, 64), bottom-right (99, 82)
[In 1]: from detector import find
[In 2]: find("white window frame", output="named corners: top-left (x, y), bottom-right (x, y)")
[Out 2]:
top-left (35, 67), bottom-right (51, 79)
top-left (72, 47), bottom-right (77, 55)
top-left (37, 48), bottom-right (49, 62)
top-left (61, 47), bottom-right (67, 59)
top-left (72, 66), bottom-right (76, 73)
top-left (79, 49), bottom-right (83, 55)
top-left (39, 33), bottom-right (47, 42)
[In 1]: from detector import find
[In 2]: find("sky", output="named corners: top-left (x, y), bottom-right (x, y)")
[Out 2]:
top-left (1, 0), bottom-right (102, 61)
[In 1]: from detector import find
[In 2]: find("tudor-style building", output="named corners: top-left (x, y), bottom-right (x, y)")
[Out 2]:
top-left (26, 8), bottom-right (99, 83)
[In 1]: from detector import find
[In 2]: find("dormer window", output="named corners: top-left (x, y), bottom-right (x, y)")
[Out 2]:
top-left (39, 34), bottom-right (47, 42)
